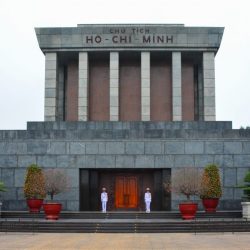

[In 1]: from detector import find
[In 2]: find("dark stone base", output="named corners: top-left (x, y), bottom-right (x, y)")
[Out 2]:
top-left (0, 121), bottom-right (249, 211)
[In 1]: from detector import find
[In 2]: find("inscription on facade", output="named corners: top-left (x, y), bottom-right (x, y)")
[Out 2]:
top-left (84, 27), bottom-right (174, 45)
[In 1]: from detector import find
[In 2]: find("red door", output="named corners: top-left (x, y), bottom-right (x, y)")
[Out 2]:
top-left (115, 176), bottom-right (138, 209)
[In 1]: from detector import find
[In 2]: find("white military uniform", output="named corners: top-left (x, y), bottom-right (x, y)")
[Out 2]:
top-left (101, 191), bottom-right (108, 212)
top-left (144, 191), bottom-right (152, 212)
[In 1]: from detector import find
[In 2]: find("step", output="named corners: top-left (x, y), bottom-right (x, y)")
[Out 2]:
top-left (1, 211), bottom-right (242, 219)
top-left (1, 218), bottom-right (250, 233)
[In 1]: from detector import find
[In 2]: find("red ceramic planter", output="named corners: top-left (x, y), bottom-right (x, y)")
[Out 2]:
top-left (26, 199), bottom-right (43, 213)
top-left (202, 198), bottom-right (219, 212)
top-left (179, 203), bottom-right (198, 220)
top-left (43, 203), bottom-right (62, 220)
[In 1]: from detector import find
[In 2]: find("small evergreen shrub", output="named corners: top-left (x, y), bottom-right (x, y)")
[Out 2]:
top-left (200, 164), bottom-right (222, 199)
top-left (238, 170), bottom-right (250, 201)
top-left (0, 181), bottom-right (6, 192)
top-left (24, 164), bottom-right (46, 199)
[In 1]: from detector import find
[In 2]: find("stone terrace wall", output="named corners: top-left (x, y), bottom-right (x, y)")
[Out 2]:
top-left (0, 121), bottom-right (250, 211)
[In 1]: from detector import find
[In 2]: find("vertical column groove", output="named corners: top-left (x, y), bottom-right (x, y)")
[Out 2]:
top-left (141, 52), bottom-right (150, 121)
top-left (197, 64), bottom-right (204, 120)
top-left (172, 52), bottom-right (182, 121)
top-left (57, 66), bottom-right (65, 120)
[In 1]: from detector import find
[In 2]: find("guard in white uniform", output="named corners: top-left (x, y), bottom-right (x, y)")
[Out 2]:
top-left (101, 187), bottom-right (108, 212)
top-left (144, 187), bottom-right (152, 213)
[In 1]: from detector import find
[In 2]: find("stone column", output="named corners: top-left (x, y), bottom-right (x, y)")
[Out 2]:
top-left (78, 52), bottom-right (88, 121)
top-left (44, 53), bottom-right (57, 121)
top-left (172, 52), bottom-right (182, 121)
top-left (203, 52), bottom-right (215, 121)
top-left (110, 52), bottom-right (119, 121)
top-left (141, 52), bottom-right (150, 121)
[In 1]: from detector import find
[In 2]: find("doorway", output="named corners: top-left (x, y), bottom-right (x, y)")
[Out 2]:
top-left (115, 176), bottom-right (138, 209)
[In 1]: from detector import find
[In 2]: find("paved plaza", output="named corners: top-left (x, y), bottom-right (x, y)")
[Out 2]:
top-left (0, 233), bottom-right (250, 250)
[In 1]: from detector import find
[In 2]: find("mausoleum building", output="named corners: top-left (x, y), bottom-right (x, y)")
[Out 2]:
top-left (0, 24), bottom-right (250, 211)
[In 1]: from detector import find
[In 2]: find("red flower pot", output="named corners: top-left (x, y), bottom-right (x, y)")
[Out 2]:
top-left (43, 203), bottom-right (62, 220)
top-left (179, 203), bottom-right (198, 220)
top-left (26, 199), bottom-right (43, 213)
top-left (202, 198), bottom-right (219, 212)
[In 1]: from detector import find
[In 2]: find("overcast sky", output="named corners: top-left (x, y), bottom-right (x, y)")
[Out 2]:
top-left (0, 0), bottom-right (249, 129)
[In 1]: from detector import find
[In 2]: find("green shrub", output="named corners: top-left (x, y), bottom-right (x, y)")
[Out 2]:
top-left (200, 164), bottom-right (222, 199)
top-left (0, 181), bottom-right (6, 192)
top-left (24, 164), bottom-right (46, 199)
top-left (238, 170), bottom-right (250, 201)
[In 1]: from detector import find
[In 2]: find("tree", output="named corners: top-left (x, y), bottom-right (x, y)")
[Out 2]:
top-left (164, 167), bottom-right (201, 201)
top-left (44, 169), bottom-right (70, 200)
top-left (200, 164), bottom-right (222, 199)
top-left (24, 164), bottom-right (46, 199)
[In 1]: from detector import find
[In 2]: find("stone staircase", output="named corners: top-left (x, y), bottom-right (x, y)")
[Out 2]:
top-left (0, 210), bottom-right (242, 219)
top-left (1, 211), bottom-right (250, 233)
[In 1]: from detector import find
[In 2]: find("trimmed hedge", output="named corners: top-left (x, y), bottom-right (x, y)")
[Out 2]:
top-left (24, 164), bottom-right (46, 199)
top-left (200, 164), bottom-right (222, 199)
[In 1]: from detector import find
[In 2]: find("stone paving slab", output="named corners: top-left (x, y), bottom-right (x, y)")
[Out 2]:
top-left (0, 232), bottom-right (250, 250)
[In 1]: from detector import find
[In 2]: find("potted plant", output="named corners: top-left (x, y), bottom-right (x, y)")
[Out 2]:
top-left (0, 181), bottom-right (7, 217)
top-left (0, 181), bottom-right (6, 192)
top-left (23, 164), bottom-right (46, 213)
top-left (200, 164), bottom-right (222, 212)
top-left (164, 167), bottom-right (201, 220)
top-left (237, 170), bottom-right (250, 219)
top-left (43, 169), bottom-right (70, 220)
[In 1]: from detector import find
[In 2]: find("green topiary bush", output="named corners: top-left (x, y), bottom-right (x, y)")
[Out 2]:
top-left (200, 164), bottom-right (222, 199)
top-left (0, 181), bottom-right (6, 192)
top-left (24, 164), bottom-right (46, 199)
top-left (238, 170), bottom-right (250, 201)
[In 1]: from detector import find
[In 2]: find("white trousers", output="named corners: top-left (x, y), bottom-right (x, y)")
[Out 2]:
top-left (145, 201), bottom-right (151, 212)
top-left (102, 201), bottom-right (107, 212)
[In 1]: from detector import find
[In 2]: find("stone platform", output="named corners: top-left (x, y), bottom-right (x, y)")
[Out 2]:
top-left (1, 121), bottom-right (250, 211)
top-left (1, 211), bottom-right (250, 233)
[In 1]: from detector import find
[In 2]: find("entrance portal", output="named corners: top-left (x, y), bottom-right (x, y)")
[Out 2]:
top-left (115, 176), bottom-right (138, 209)
top-left (80, 169), bottom-right (171, 211)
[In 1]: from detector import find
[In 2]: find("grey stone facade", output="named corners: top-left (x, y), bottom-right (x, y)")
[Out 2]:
top-left (36, 24), bottom-right (224, 122)
top-left (2, 24), bottom-right (248, 212)
top-left (35, 24), bottom-right (223, 51)
top-left (0, 121), bottom-right (250, 211)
